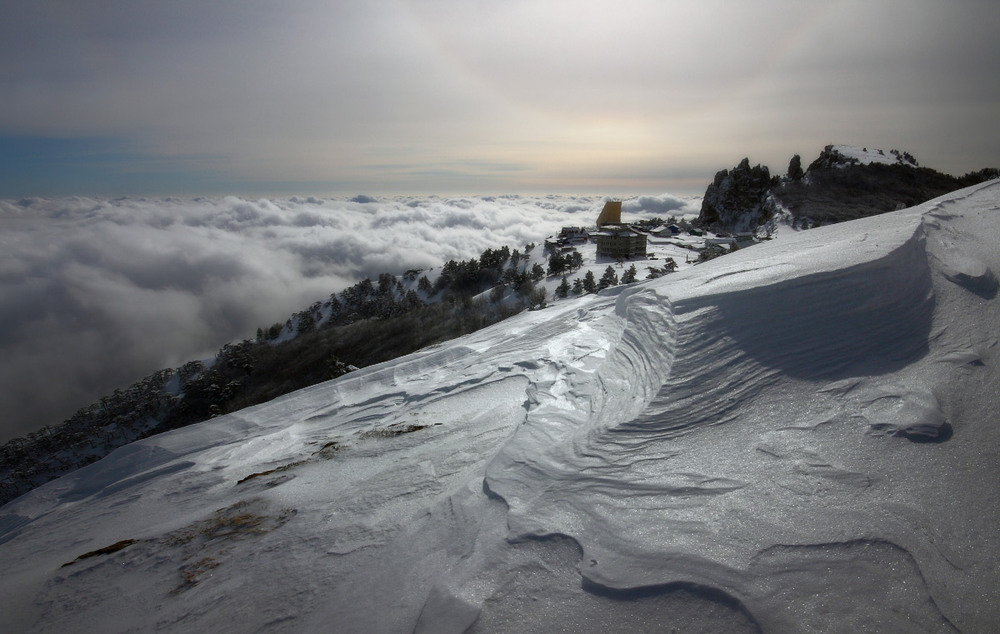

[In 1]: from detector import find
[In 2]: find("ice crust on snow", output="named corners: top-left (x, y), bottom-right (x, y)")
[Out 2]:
top-left (0, 181), bottom-right (998, 632)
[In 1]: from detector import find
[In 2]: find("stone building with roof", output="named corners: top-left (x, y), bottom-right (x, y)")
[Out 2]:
top-left (592, 200), bottom-right (647, 258)
top-left (594, 227), bottom-right (647, 259)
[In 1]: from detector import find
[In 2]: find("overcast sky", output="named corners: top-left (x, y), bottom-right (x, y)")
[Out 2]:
top-left (2, 0), bottom-right (998, 197)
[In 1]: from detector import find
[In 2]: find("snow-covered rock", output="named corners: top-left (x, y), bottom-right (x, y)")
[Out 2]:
top-left (698, 158), bottom-right (776, 232)
top-left (808, 144), bottom-right (919, 170)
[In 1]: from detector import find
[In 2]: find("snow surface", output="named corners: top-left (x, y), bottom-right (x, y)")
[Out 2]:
top-left (1, 181), bottom-right (999, 632)
top-left (826, 144), bottom-right (917, 167)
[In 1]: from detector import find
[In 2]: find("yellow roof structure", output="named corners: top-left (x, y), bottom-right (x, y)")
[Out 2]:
top-left (596, 200), bottom-right (622, 226)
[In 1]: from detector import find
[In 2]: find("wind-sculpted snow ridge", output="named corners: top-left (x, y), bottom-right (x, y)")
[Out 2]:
top-left (1, 182), bottom-right (998, 632)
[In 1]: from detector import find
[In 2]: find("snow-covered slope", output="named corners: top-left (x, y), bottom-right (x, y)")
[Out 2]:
top-left (2, 181), bottom-right (998, 632)
top-left (811, 144), bottom-right (920, 169)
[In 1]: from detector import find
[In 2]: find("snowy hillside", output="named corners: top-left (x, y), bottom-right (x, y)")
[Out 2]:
top-left (2, 181), bottom-right (998, 632)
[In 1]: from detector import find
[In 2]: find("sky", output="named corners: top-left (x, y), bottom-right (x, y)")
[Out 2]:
top-left (1, 0), bottom-right (998, 198)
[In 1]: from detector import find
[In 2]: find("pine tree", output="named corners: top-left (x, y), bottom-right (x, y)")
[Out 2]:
top-left (621, 264), bottom-right (637, 284)
top-left (556, 276), bottom-right (570, 298)
top-left (548, 252), bottom-right (567, 276)
top-left (599, 266), bottom-right (618, 290)
top-left (583, 270), bottom-right (597, 293)
top-left (531, 263), bottom-right (545, 282)
top-left (417, 275), bottom-right (432, 294)
top-left (529, 287), bottom-right (547, 309)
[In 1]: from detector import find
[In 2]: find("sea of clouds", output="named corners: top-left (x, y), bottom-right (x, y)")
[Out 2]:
top-left (0, 193), bottom-right (698, 442)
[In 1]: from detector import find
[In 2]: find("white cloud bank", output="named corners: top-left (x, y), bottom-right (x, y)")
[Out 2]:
top-left (0, 192), bottom-right (698, 442)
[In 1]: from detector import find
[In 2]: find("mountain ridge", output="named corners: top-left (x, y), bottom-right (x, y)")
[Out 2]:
top-left (698, 144), bottom-right (998, 231)
top-left (3, 146), bottom-right (996, 506)
top-left (1, 179), bottom-right (997, 631)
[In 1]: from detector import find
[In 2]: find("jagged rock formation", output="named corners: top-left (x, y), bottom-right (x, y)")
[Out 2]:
top-left (697, 158), bottom-right (777, 232)
top-left (701, 146), bottom-right (997, 232)
top-left (773, 145), bottom-right (997, 226)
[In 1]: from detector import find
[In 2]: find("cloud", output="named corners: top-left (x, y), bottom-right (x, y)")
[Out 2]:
top-left (2, 1), bottom-right (997, 197)
top-left (0, 193), bottom-right (700, 442)
top-left (622, 194), bottom-right (692, 216)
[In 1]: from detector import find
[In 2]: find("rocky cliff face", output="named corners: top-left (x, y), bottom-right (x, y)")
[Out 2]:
top-left (774, 147), bottom-right (994, 226)
top-left (699, 147), bottom-right (997, 232)
top-left (697, 158), bottom-right (777, 232)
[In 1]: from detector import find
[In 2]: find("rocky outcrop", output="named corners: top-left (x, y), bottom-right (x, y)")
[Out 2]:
top-left (698, 146), bottom-right (997, 232)
top-left (697, 158), bottom-right (777, 232)
top-left (807, 145), bottom-right (918, 171)
top-left (774, 147), bottom-right (995, 226)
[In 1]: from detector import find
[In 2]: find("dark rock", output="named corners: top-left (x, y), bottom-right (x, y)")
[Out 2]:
top-left (698, 158), bottom-right (776, 232)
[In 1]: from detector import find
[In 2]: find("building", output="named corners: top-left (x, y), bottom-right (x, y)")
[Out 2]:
top-left (654, 224), bottom-right (681, 237)
top-left (545, 226), bottom-right (589, 253)
top-left (594, 228), bottom-right (647, 258)
top-left (596, 200), bottom-right (622, 227)
top-left (558, 226), bottom-right (588, 244)
top-left (592, 199), bottom-right (646, 258)
top-left (705, 236), bottom-right (735, 246)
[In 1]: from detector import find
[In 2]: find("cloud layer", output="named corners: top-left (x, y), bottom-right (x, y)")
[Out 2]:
top-left (0, 193), bottom-right (697, 442)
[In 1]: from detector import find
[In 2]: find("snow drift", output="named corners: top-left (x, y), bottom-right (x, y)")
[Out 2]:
top-left (1, 181), bottom-right (998, 632)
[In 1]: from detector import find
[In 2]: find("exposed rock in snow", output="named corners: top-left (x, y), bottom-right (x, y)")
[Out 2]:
top-left (697, 158), bottom-right (776, 232)
top-left (860, 385), bottom-right (952, 442)
top-left (772, 145), bottom-right (993, 228)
